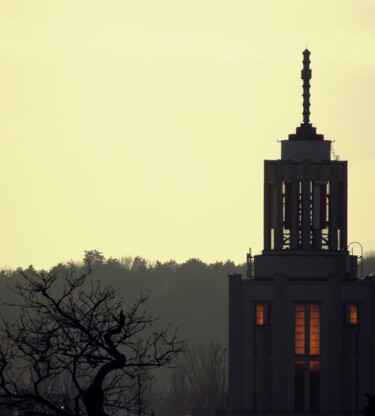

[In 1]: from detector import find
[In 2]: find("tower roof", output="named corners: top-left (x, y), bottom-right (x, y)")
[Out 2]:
top-left (288, 49), bottom-right (324, 141)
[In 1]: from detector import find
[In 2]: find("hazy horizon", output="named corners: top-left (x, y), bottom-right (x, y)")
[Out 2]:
top-left (1, 1), bottom-right (374, 270)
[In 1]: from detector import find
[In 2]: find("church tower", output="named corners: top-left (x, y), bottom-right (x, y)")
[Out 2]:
top-left (228, 50), bottom-right (375, 415)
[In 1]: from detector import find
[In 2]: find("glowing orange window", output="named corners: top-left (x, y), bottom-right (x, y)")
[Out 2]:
top-left (295, 304), bottom-right (305, 355)
top-left (309, 304), bottom-right (320, 356)
top-left (256, 304), bottom-right (264, 325)
top-left (349, 304), bottom-right (358, 325)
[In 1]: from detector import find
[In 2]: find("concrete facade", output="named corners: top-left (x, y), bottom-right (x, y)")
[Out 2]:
top-left (228, 50), bottom-right (375, 415)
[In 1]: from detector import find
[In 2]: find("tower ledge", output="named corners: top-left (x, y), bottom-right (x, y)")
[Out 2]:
top-left (254, 250), bottom-right (358, 280)
top-left (281, 138), bottom-right (331, 162)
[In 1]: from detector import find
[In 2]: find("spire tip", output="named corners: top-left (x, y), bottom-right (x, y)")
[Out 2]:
top-left (301, 49), bottom-right (311, 124)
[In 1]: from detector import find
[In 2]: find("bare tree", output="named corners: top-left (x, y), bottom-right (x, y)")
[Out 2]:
top-left (166, 341), bottom-right (227, 415)
top-left (0, 264), bottom-right (183, 416)
top-left (184, 341), bottom-right (226, 411)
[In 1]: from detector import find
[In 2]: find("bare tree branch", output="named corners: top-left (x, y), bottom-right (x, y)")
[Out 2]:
top-left (0, 265), bottom-right (184, 416)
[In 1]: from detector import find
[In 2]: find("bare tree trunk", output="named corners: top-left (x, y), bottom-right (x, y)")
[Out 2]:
top-left (82, 385), bottom-right (107, 416)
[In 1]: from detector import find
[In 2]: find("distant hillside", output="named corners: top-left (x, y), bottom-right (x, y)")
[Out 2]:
top-left (0, 250), bottom-right (245, 347)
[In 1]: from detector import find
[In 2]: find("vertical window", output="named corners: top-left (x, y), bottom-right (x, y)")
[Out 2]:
top-left (295, 304), bottom-right (305, 355)
top-left (255, 304), bottom-right (272, 356)
top-left (294, 304), bottom-right (320, 412)
top-left (310, 304), bottom-right (320, 355)
top-left (256, 304), bottom-right (271, 326)
top-left (342, 303), bottom-right (359, 409)
top-left (256, 304), bottom-right (264, 326)
top-left (349, 304), bottom-right (358, 325)
top-left (255, 304), bottom-right (272, 412)
top-left (294, 303), bottom-right (320, 356)
top-left (343, 304), bottom-right (359, 326)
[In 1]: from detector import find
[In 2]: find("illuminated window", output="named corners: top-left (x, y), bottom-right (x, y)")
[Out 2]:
top-left (295, 304), bottom-right (305, 355)
top-left (295, 304), bottom-right (320, 356)
top-left (294, 303), bottom-right (320, 412)
top-left (254, 303), bottom-right (272, 411)
top-left (256, 304), bottom-right (264, 326)
top-left (309, 304), bottom-right (320, 355)
top-left (349, 304), bottom-right (358, 325)
top-left (256, 304), bottom-right (271, 326)
top-left (343, 304), bottom-right (358, 326)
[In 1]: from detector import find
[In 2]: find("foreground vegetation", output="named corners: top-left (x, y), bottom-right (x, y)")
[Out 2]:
top-left (0, 251), bottom-right (244, 415)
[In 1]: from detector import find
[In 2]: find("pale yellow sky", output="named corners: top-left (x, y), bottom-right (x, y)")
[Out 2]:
top-left (0, 0), bottom-right (374, 269)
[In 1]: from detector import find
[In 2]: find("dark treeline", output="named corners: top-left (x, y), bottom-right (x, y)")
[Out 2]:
top-left (0, 250), bottom-right (245, 348)
top-left (363, 250), bottom-right (375, 277)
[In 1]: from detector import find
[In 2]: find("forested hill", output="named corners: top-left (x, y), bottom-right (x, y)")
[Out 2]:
top-left (0, 251), bottom-right (245, 347)
top-left (1, 250), bottom-right (375, 347)
top-left (363, 251), bottom-right (375, 277)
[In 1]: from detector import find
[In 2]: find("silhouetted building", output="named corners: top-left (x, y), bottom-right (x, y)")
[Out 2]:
top-left (228, 50), bottom-right (375, 415)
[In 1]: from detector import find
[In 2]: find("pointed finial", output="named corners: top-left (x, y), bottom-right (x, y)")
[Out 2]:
top-left (288, 49), bottom-right (324, 141)
top-left (301, 49), bottom-right (311, 124)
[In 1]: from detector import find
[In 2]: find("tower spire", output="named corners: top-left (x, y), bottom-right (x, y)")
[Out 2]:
top-left (288, 49), bottom-right (324, 141)
top-left (301, 49), bottom-right (311, 124)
